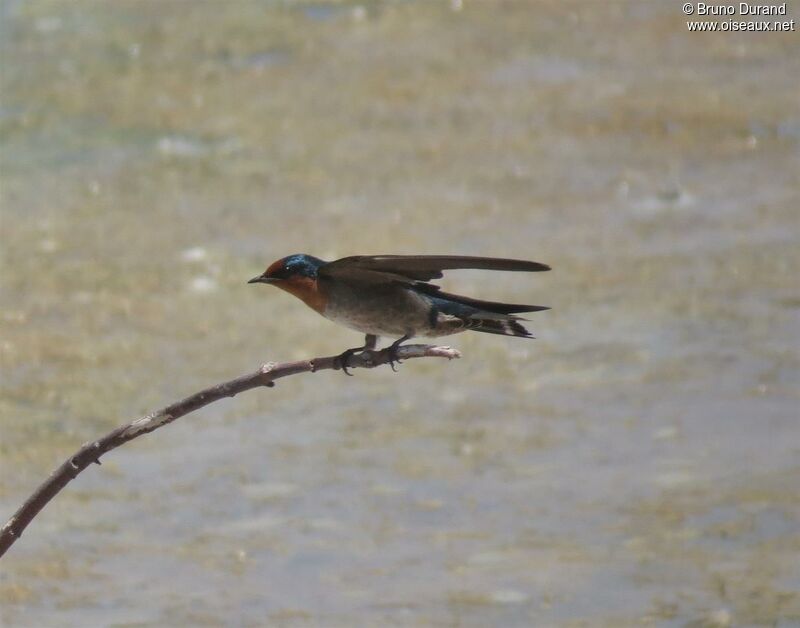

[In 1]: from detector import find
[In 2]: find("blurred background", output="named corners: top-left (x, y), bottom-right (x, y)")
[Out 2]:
top-left (1, 1), bottom-right (798, 626)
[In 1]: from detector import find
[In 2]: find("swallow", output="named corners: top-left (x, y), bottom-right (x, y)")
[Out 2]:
top-left (248, 254), bottom-right (550, 374)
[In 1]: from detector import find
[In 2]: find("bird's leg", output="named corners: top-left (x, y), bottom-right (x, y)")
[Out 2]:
top-left (335, 334), bottom-right (379, 376)
top-left (387, 334), bottom-right (410, 372)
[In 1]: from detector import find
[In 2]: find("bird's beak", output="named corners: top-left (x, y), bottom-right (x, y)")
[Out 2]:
top-left (247, 275), bottom-right (278, 285)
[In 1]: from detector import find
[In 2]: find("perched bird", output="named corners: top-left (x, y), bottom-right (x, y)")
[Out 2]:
top-left (248, 254), bottom-right (550, 374)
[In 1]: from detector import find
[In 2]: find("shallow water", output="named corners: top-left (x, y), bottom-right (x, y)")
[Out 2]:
top-left (1, 1), bottom-right (799, 626)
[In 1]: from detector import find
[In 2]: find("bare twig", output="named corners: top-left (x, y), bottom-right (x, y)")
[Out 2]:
top-left (0, 344), bottom-right (460, 558)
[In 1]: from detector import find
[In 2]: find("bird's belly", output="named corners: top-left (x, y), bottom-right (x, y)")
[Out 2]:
top-left (322, 288), bottom-right (432, 338)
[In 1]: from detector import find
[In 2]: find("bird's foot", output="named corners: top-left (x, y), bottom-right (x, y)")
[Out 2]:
top-left (334, 335), bottom-right (378, 376)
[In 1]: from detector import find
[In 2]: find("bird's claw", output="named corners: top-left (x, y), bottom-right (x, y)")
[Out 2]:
top-left (387, 339), bottom-right (406, 372)
top-left (335, 348), bottom-right (360, 376)
top-left (388, 352), bottom-right (401, 372)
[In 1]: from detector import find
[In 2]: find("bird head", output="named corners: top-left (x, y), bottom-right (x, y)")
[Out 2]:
top-left (248, 254), bottom-right (325, 285)
top-left (249, 254), bottom-right (328, 312)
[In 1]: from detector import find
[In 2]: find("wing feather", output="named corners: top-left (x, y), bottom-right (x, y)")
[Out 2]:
top-left (321, 255), bottom-right (550, 281)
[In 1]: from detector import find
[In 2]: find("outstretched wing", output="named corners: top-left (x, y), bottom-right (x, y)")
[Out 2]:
top-left (321, 255), bottom-right (550, 282)
top-left (319, 255), bottom-right (550, 315)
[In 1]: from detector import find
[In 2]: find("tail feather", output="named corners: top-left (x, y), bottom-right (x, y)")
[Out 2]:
top-left (465, 318), bottom-right (534, 338)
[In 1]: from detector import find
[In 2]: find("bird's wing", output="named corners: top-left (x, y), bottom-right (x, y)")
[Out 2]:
top-left (320, 255), bottom-right (550, 282)
top-left (317, 264), bottom-right (418, 287)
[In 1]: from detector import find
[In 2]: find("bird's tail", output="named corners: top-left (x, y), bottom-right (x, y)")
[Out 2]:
top-left (426, 292), bottom-right (543, 339)
top-left (465, 317), bottom-right (533, 338)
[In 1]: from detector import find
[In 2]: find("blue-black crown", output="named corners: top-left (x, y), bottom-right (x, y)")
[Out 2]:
top-left (283, 254), bottom-right (325, 278)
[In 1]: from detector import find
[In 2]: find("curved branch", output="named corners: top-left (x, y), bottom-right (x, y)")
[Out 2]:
top-left (0, 343), bottom-right (460, 558)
